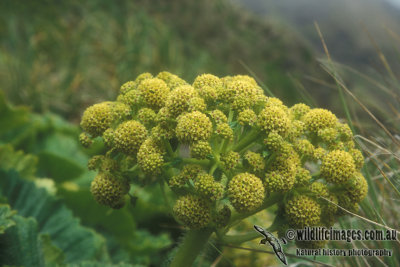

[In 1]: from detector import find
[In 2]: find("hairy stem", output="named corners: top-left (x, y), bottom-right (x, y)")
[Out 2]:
top-left (170, 228), bottom-right (213, 267)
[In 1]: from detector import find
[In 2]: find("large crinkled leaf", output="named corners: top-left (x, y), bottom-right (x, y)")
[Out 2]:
top-left (0, 214), bottom-right (45, 266)
top-left (0, 144), bottom-right (38, 178)
top-left (0, 204), bottom-right (16, 234)
top-left (59, 185), bottom-right (172, 266)
top-left (0, 169), bottom-right (108, 263)
top-left (58, 186), bottom-right (137, 246)
top-left (128, 229), bottom-right (172, 266)
top-left (0, 207), bottom-right (65, 266)
top-left (39, 234), bottom-right (66, 265)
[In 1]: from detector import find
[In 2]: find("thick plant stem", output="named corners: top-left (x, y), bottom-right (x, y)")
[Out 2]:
top-left (231, 128), bottom-right (260, 152)
top-left (181, 158), bottom-right (210, 166)
top-left (170, 228), bottom-right (213, 267)
top-left (226, 192), bottom-right (280, 229)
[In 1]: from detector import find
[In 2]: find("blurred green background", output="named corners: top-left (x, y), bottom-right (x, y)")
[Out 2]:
top-left (0, 0), bottom-right (330, 120)
top-left (1, 0), bottom-right (400, 266)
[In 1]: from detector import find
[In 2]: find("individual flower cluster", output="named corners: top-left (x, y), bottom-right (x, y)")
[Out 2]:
top-left (80, 72), bottom-right (367, 241)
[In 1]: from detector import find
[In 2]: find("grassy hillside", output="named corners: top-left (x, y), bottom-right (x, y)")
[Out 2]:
top-left (238, 0), bottom-right (400, 72)
top-left (0, 0), bottom-right (327, 120)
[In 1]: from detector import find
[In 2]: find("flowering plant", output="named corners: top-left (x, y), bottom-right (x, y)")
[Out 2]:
top-left (80, 72), bottom-right (367, 266)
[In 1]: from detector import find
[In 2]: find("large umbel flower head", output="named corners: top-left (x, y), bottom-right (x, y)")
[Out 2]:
top-left (80, 72), bottom-right (367, 243)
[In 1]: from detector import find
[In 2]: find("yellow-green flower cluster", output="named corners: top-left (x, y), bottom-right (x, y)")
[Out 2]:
top-left (215, 123), bottom-right (233, 140)
top-left (209, 109), bottom-right (228, 124)
top-left (345, 173), bottom-right (368, 203)
top-left (176, 111), bottom-right (213, 143)
top-left (285, 195), bottom-right (321, 228)
top-left (79, 132), bottom-right (92, 148)
top-left (102, 128), bottom-right (115, 147)
top-left (190, 141), bottom-right (212, 159)
top-left (137, 139), bottom-right (164, 175)
top-left (114, 120), bottom-right (147, 155)
top-left (213, 205), bottom-right (231, 228)
top-left (166, 85), bottom-right (198, 116)
top-left (238, 109), bottom-right (257, 126)
top-left (194, 173), bottom-right (224, 201)
top-left (80, 71), bottom-right (367, 237)
top-left (137, 78), bottom-right (170, 109)
top-left (90, 172), bottom-right (130, 209)
top-left (264, 170), bottom-right (295, 193)
top-left (294, 167), bottom-right (311, 187)
top-left (321, 150), bottom-right (356, 184)
top-left (303, 108), bottom-right (337, 133)
top-left (137, 108), bottom-right (156, 126)
top-left (87, 155), bottom-right (118, 172)
top-left (169, 164), bottom-right (203, 189)
top-left (220, 151), bottom-right (240, 170)
top-left (81, 102), bottom-right (122, 137)
top-left (257, 106), bottom-right (290, 136)
top-left (227, 173), bottom-right (265, 213)
top-left (173, 194), bottom-right (212, 229)
top-left (244, 151), bottom-right (265, 173)
top-left (157, 71), bottom-right (187, 89)
top-left (289, 103), bottom-right (310, 120)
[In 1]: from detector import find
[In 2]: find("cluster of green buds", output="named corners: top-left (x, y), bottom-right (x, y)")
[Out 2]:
top-left (80, 72), bottom-right (367, 248)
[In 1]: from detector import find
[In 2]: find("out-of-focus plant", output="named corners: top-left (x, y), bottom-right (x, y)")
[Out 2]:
top-left (0, 93), bottom-right (173, 266)
top-left (80, 71), bottom-right (367, 266)
top-left (0, 0), bottom-right (325, 120)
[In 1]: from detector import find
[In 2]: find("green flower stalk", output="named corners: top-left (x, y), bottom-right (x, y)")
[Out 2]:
top-left (80, 71), bottom-right (368, 265)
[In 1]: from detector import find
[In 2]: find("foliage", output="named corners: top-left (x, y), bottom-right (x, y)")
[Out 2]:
top-left (0, 1), bottom-right (399, 266)
top-left (0, 0), bottom-right (326, 120)
top-left (0, 94), bottom-right (173, 266)
top-left (80, 71), bottom-right (368, 265)
top-left (0, 170), bottom-right (107, 265)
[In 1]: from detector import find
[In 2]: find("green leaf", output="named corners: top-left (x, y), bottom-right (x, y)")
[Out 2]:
top-left (0, 93), bottom-right (93, 182)
top-left (59, 183), bottom-right (172, 266)
top-left (39, 234), bottom-right (66, 265)
top-left (0, 204), bottom-right (16, 234)
top-left (0, 206), bottom-right (65, 266)
top-left (0, 169), bottom-right (108, 263)
top-left (0, 144), bottom-right (38, 178)
top-left (58, 186), bottom-right (137, 247)
top-left (0, 215), bottom-right (45, 266)
top-left (36, 133), bottom-right (88, 182)
top-left (131, 229), bottom-right (172, 254)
